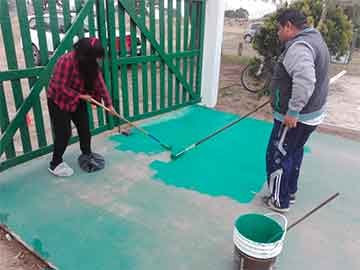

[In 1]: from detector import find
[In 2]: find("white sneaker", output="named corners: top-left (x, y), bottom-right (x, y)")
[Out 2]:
top-left (48, 162), bottom-right (74, 177)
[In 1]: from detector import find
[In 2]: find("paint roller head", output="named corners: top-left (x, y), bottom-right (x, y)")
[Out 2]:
top-left (170, 153), bottom-right (179, 160)
top-left (120, 124), bottom-right (133, 136)
top-left (170, 149), bottom-right (185, 160)
top-left (161, 144), bottom-right (172, 150)
top-left (170, 145), bottom-right (195, 160)
top-left (121, 129), bottom-right (132, 136)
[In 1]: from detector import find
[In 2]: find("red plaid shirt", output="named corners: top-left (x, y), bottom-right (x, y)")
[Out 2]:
top-left (47, 51), bottom-right (112, 112)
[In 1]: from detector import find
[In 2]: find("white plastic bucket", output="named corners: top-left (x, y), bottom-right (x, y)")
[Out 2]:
top-left (233, 213), bottom-right (288, 269)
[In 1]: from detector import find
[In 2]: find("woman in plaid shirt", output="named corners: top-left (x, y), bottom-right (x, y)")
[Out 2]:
top-left (47, 37), bottom-right (114, 177)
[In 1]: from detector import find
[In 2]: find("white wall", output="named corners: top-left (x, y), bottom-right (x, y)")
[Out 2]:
top-left (200, 0), bottom-right (225, 107)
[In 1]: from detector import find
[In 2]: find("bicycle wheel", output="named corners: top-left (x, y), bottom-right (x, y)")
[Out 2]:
top-left (240, 61), bottom-right (271, 93)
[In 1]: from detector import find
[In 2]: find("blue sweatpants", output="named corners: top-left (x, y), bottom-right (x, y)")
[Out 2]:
top-left (266, 119), bottom-right (317, 208)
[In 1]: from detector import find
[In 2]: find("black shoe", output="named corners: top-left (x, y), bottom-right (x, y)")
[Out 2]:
top-left (290, 193), bottom-right (296, 205)
top-left (263, 196), bottom-right (289, 213)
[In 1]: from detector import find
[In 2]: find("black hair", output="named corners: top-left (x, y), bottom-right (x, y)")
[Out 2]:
top-left (277, 9), bottom-right (308, 30)
top-left (73, 37), bottom-right (105, 93)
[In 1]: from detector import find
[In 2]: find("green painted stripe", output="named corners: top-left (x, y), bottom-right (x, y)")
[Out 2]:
top-left (175, 0), bottom-right (182, 105)
top-left (75, 0), bottom-right (85, 38)
top-left (88, 5), bottom-right (96, 36)
top-left (196, 1), bottom-right (206, 97)
top-left (167, 0), bottom-right (174, 107)
top-left (131, 19), bottom-right (139, 116)
top-left (48, 0), bottom-right (61, 49)
top-left (83, 0), bottom-right (95, 131)
top-left (0, 0), bottom-right (97, 158)
top-left (15, 0), bottom-right (36, 68)
top-left (85, 5), bottom-right (96, 128)
top-left (0, 67), bottom-right (43, 81)
top-left (32, 0), bottom-right (49, 65)
top-left (117, 51), bottom-right (199, 65)
top-left (16, 0), bottom-right (47, 148)
top-left (140, 0), bottom-right (148, 113)
top-left (62, 0), bottom-right (71, 31)
top-left (118, 4), bottom-right (130, 118)
top-left (87, 104), bottom-right (95, 130)
top-left (97, 0), bottom-right (111, 127)
top-left (150, 0), bottom-right (157, 111)
top-left (189, 2), bottom-right (197, 100)
top-left (159, 0), bottom-right (165, 109)
top-left (0, 82), bottom-right (16, 159)
top-left (118, 0), bottom-right (197, 99)
top-left (182, 0), bottom-right (189, 103)
top-left (106, 0), bottom-right (120, 127)
top-left (0, 0), bottom-right (32, 153)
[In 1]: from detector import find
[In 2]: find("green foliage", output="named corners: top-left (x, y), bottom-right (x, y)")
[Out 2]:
top-left (319, 6), bottom-right (353, 56)
top-left (252, 0), bottom-right (353, 58)
top-left (225, 8), bottom-right (250, 19)
top-left (253, 15), bottom-right (282, 58)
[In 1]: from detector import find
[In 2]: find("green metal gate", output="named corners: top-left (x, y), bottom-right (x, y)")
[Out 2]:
top-left (0, 0), bottom-right (206, 172)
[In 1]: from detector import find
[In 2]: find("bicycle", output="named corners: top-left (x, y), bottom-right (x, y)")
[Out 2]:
top-left (240, 56), bottom-right (277, 94)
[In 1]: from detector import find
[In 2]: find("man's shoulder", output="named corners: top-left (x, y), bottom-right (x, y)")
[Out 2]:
top-left (284, 41), bottom-right (315, 63)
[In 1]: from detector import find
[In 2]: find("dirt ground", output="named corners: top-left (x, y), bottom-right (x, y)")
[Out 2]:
top-left (0, 227), bottom-right (49, 270)
top-left (217, 19), bottom-right (360, 141)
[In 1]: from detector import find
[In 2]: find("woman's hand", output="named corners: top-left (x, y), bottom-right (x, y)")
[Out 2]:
top-left (108, 105), bottom-right (117, 116)
top-left (79, 94), bottom-right (92, 102)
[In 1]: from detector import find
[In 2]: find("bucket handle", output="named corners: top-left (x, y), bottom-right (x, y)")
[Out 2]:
top-left (265, 213), bottom-right (288, 243)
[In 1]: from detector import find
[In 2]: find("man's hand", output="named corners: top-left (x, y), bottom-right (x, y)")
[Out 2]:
top-left (283, 114), bottom-right (298, 128)
top-left (79, 94), bottom-right (92, 102)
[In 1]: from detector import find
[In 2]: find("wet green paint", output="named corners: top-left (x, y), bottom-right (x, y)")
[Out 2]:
top-left (112, 106), bottom-right (269, 203)
top-left (111, 106), bottom-right (313, 203)
top-left (0, 212), bottom-right (9, 223)
top-left (0, 170), bottom-right (139, 269)
top-left (1, 106), bottom-right (358, 270)
top-left (151, 111), bottom-right (272, 203)
top-left (0, 152), bottom-right (247, 270)
top-left (110, 106), bottom-right (237, 155)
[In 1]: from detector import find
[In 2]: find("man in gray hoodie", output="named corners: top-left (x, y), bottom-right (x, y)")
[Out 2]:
top-left (264, 9), bottom-right (330, 212)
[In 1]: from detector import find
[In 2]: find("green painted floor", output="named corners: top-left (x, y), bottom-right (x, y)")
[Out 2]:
top-left (0, 105), bottom-right (359, 270)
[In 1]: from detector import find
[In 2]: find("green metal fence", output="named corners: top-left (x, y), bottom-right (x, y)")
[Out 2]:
top-left (0, 0), bottom-right (206, 172)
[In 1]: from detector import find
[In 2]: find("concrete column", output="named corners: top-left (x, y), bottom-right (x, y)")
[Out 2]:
top-left (200, 0), bottom-right (225, 107)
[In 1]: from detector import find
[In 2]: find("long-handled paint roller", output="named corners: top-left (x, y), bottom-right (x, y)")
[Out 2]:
top-left (171, 100), bottom-right (271, 159)
top-left (171, 70), bottom-right (347, 160)
top-left (89, 98), bottom-right (172, 151)
top-left (267, 192), bottom-right (340, 243)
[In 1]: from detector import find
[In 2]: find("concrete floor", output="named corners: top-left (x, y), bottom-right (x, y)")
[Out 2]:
top-left (0, 105), bottom-right (359, 270)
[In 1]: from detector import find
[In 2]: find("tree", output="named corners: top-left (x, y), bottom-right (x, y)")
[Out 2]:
top-left (225, 8), bottom-right (250, 19)
top-left (253, 0), bottom-right (353, 58)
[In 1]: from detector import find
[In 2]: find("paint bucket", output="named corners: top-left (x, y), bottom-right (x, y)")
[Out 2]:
top-left (233, 213), bottom-right (287, 270)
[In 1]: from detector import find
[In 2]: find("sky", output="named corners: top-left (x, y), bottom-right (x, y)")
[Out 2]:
top-left (225, 0), bottom-right (277, 19)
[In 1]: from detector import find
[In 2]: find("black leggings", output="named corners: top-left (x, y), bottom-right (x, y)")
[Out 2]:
top-left (48, 99), bottom-right (91, 169)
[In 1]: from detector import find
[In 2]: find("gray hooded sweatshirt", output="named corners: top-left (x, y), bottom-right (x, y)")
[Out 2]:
top-left (269, 28), bottom-right (330, 123)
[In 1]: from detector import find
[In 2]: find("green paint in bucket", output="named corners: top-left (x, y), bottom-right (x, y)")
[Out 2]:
top-left (233, 213), bottom-right (287, 270)
top-left (235, 214), bottom-right (284, 243)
